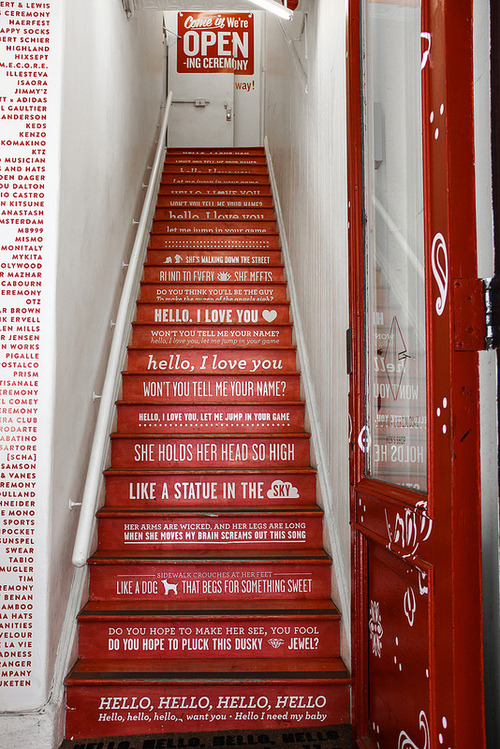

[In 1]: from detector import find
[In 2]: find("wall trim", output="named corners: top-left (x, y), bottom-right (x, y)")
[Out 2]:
top-left (264, 136), bottom-right (351, 648)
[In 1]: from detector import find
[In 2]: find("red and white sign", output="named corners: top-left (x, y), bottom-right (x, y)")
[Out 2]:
top-left (177, 13), bottom-right (254, 76)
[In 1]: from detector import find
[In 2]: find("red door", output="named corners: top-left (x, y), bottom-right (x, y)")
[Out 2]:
top-left (347, 1), bottom-right (485, 746)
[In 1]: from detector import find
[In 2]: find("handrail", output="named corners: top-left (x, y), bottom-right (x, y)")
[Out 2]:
top-left (72, 91), bottom-right (173, 567)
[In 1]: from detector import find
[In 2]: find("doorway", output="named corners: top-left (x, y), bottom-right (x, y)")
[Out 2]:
top-left (347, 1), bottom-right (485, 746)
top-left (164, 10), bottom-right (264, 147)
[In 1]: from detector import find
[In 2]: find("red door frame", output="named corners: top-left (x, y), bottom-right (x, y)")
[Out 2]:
top-left (347, 0), bottom-right (485, 746)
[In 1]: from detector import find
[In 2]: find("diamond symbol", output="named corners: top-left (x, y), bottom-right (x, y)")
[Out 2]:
top-left (382, 316), bottom-right (410, 400)
top-left (268, 638), bottom-right (285, 649)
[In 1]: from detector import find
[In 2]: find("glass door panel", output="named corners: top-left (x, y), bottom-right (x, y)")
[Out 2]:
top-left (363, 0), bottom-right (427, 491)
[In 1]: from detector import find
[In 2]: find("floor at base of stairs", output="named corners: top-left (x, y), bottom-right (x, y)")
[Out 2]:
top-left (59, 725), bottom-right (352, 749)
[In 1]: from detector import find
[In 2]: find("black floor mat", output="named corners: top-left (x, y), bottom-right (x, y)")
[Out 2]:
top-left (60, 725), bottom-right (352, 749)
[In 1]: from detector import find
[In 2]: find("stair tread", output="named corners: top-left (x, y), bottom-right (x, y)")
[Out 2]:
top-left (66, 656), bottom-right (350, 683)
top-left (96, 506), bottom-right (322, 517)
top-left (116, 400), bottom-right (304, 406)
top-left (90, 549), bottom-right (331, 562)
top-left (122, 371), bottom-right (300, 377)
top-left (126, 345), bottom-right (297, 351)
top-left (78, 599), bottom-right (340, 617)
top-left (136, 299), bottom-right (289, 305)
top-left (104, 467), bottom-right (316, 476)
top-left (111, 432), bottom-right (310, 438)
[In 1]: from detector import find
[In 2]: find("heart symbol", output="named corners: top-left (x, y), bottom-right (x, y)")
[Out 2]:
top-left (262, 310), bottom-right (277, 323)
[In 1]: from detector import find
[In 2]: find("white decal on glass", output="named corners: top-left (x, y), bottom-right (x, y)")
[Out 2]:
top-left (369, 600), bottom-right (383, 658)
top-left (431, 232), bottom-right (449, 316)
top-left (358, 425), bottom-right (371, 453)
top-left (398, 710), bottom-right (430, 749)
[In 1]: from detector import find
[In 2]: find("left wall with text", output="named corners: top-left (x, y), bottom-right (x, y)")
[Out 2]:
top-left (1, 1), bottom-right (164, 744)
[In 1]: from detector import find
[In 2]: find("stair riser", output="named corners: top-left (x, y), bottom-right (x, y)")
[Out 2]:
top-left (147, 248), bottom-right (282, 263)
top-left (155, 209), bottom-right (276, 222)
top-left (164, 158), bottom-right (267, 166)
top-left (104, 472), bottom-right (316, 508)
top-left (111, 437), bottom-right (310, 470)
top-left (131, 325), bottom-right (293, 348)
top-left (122, 374), bottom-right (300, 403)
top-left (152, 221), bottom-right (278, 235)
top-left (116, 404), bottom-right (304, 435)
top-left (139, 284), bottom-right (288, 303)
top-left (89, 561), bottom-right (330, 602)
top-left (142, 267), bottom-right (285, 283)
top-left (136, 304), bottom-right (289, 325)
top-left (163, 166), bottom-right (269, 174)
top-left (167, 148), bottom-right (265, 154)
top-left (126, 349), bottom-right (297, 375)
top-left (151, 241), bottom-right (280, 255)
top-left (66, 684), bottom-right (350, 739)
top-left (162, 176), bottom-right (270, 185)
top-left (157, 197), bottom-right (274, 208)
top-left (97, 514), bottom-right (321, 553)
top-left (159, 186), bottom-right (272, 197)
top-left (78, 617), bottom-right (339, 660)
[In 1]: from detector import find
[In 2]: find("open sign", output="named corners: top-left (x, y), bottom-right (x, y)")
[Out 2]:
top-left (177, 12), bottom-right (255, 76)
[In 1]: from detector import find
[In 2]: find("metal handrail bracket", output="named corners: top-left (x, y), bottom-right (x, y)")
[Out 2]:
top-left (72, 91), bottom-right (173, 567)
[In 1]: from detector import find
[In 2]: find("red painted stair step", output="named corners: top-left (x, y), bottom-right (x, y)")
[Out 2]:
top-left (142, 266), bottom-right (285, 284)
top-left (121, 373), bottom-right (300, 403)
top-left (159, 185), bottom-right (273, 197)
top-left (65, 657), bottom-right (350, 739)
top-left (156, 196), bottom-right (274, 208)
top-left (167, 147), bottom-right (265, 154)
top-left (154, 207), bottom-right (276, 221)
top-left (88, 549), bottom-right (332, 602)
top-left (161, 175), bottom-right (270, 185)
top-left (103, 470), bottom-right (317, 508)
top-left (149, 237), bottom-right (281, 251)
top-left (116, 403), bottom-right (305, 435)
top-left (164, 158), bottom-right (268, 166)
top-left (77, 599), bottom-right (340, 660)
top-left (110, 434), bottom-right (311, 470)
top-left (131, 322), bottom-right (293, 348)
top-left (96, 508), bottom-right (323, 553)
top-left (138, 282), bottom-right (287, 303)
top-left (125, 348), bottom-right (298, 375)
top-left (146, 249), bottom-right (282, 266)
top-left (151, 220), bottom-right (278, 235)
top-left (135, 302), bottom-right (290, 325)
top-left (163, 165), bottom-right (269, 174)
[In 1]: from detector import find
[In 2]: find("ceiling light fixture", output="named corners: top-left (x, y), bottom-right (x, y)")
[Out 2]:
top-left (248, 0), bottom-right (294, 21)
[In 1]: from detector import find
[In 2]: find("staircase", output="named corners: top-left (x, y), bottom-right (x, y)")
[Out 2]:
top-left (65, 148), bottom-right (351, 740)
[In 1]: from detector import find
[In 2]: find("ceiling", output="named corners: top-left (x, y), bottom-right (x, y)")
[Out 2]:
top-left (132, 1), bottom-right (299, 12)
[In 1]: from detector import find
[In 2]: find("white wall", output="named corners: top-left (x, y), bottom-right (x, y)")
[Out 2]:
top-left (3, 0), bottom-right (165, 744)
top-left (264, 0), bottom-right (351, 660)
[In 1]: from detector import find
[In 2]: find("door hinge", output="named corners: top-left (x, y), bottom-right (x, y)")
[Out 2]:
top-left (453, 276), bottom-right (500, 351)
